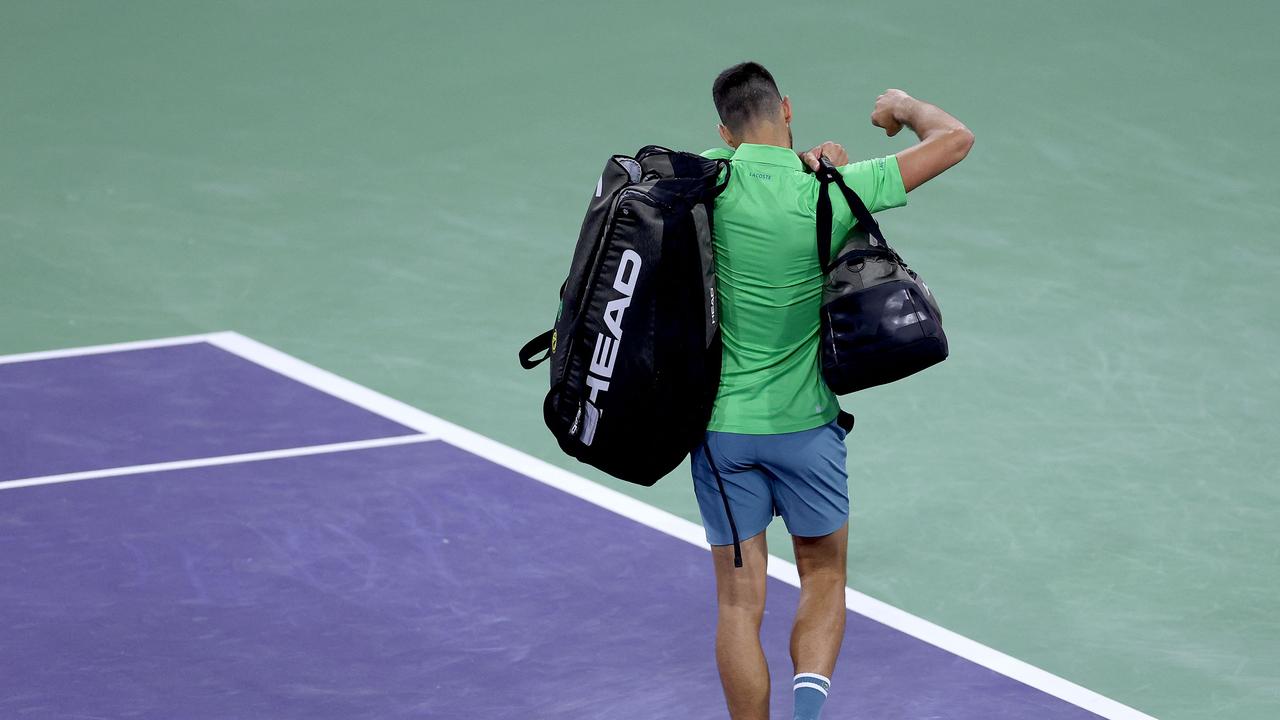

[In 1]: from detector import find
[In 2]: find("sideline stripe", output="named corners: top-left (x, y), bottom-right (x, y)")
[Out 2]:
top-left (0, 333), bottom-right (213, 366)
top-left (0, 434), bottom-right (435, 492)
top-left (206, 331), bottom-right (1158, 720)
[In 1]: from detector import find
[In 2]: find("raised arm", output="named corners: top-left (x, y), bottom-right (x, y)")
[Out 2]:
top-left (870, 89), bottom-right (973, 192)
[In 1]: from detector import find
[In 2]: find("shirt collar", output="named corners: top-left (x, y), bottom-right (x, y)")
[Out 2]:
top-left (730, 143), bottom-right (803, 170)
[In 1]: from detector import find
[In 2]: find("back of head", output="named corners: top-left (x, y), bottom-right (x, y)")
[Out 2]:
top-left (712, 62), bottom-right (783, 134)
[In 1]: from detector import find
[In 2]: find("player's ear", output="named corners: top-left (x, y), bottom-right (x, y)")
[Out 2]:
top-left (717, 123), bottom-right (737, 149)
top-left (781, 96), bottom-right (792, 126)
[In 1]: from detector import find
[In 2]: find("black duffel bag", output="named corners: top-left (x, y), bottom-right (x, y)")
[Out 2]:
top-left (814, 157), bottom-right (948, 394)
top-left (518, 146), bottom-right (729, 485)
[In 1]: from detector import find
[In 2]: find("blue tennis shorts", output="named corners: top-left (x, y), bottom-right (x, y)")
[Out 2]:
top-left (690, 418), bottom-right (849, 545)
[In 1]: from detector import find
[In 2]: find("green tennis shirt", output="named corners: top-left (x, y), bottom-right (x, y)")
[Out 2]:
top-left (700, 143), bottom-right (908, 434)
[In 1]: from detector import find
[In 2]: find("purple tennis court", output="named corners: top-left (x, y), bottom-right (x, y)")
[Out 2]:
top-left (0, 335), bottom-right (1120, 719)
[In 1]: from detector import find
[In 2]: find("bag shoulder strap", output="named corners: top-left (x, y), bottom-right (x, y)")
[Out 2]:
top-left (814, 157), bottom-right (889, 271)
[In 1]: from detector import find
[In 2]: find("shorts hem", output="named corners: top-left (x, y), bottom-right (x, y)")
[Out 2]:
top-left (705, 522), bottom-right (770, 548)
top-left (781, 515), bottom-right (849, 539)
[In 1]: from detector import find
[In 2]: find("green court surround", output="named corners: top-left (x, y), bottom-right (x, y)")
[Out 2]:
top-left (3, 3), bottom-right (1277, 718)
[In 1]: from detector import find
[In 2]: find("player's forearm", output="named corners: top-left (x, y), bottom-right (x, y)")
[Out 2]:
top-left (870, 90), bottom-right (973, 192)
top-left (894, 97), bottom-right (974, 160)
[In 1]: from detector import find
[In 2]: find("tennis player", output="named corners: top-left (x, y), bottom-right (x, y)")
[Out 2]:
top-left (695, 62), bottom-right (973, 720)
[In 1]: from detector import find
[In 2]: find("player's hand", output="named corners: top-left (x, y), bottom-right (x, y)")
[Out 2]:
top-left (800, 141), bottom-right (849, 171)
top-left (871, 89), bottom-right (912, 137)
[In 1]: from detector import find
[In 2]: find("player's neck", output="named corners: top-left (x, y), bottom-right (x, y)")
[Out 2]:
top-left (736, 122), bottom-right (791, 150)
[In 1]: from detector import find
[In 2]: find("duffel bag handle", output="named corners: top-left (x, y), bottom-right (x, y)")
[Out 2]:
top-left (815, 156), bottom-right (890, 272)
top-left (518, 329), bottom-right (553, 369)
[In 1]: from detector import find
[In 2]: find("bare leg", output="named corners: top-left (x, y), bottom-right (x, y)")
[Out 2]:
top-left (712, 532), bottom-right (771, 720)
top-left (790, 524), bottom-right (849, 677)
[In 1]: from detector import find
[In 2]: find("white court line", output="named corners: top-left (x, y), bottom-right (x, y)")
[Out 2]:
top-left (206, 331), bottom-right (1157, 720)
top-left (0, 434), bottom-right (435, 492)
top-left (0, 333), bottom-right (214, 365)
top-left (5, 332), bottom-right (1157, 720)
top-left (0, 333), bottom-right (440, 443)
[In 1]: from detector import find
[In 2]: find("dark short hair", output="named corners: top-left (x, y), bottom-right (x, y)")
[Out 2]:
top-left (712, 62), bottom-right (783, 133)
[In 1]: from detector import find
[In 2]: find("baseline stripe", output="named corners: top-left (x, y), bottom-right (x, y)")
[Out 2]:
top-left (0, 435), bottom-right (436, 491)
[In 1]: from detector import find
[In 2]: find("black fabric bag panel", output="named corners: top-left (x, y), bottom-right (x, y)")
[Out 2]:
top-left (546, 191), bottom-right (667, 479)
top-left (553, 155), bottom-right (644, 356)
top-left (821, 233), bottom-right (943, 326)
top-left (821, 278), bottom-right (948, 394)
top-left (522, 147), bottom-right (726, 486)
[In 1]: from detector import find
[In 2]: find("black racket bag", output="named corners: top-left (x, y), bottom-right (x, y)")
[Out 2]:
top-left (814, 158), bottom-right (948, 394)
top-left (519, 146), bottom-right (728, 485)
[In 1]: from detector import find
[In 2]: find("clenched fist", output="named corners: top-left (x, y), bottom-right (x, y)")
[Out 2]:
top-left (871, 89), bottom-right (913, 137)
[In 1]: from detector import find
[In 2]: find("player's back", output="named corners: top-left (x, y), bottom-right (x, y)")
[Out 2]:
top-left (701, 143), bottom-right (908, 434)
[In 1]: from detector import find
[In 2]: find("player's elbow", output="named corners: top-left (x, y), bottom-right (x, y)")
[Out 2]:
top-left (900, 124), bottom-right (976, 192)
top-left (948, 125), bottom-right (975, 164)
